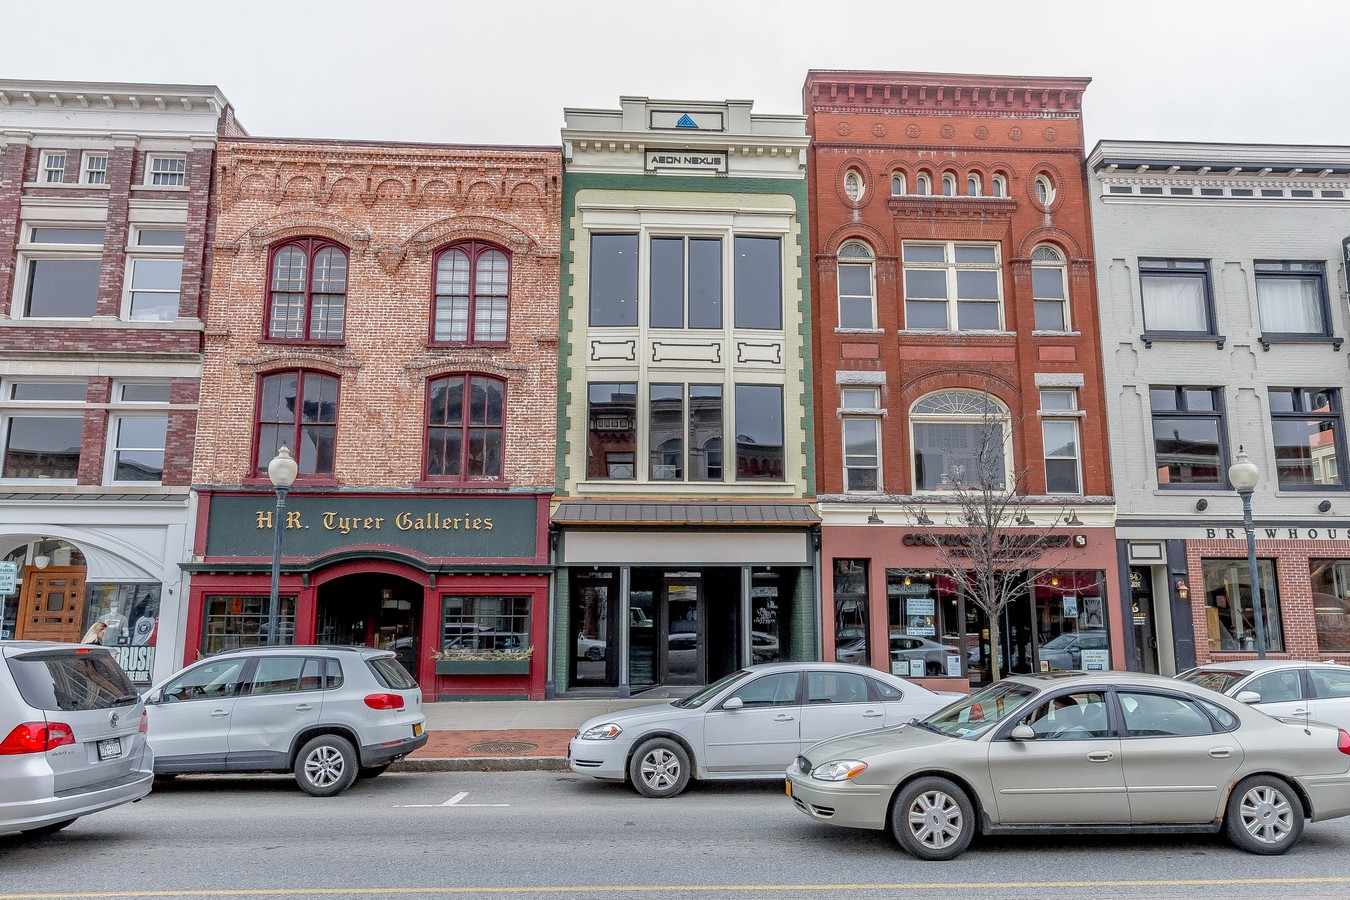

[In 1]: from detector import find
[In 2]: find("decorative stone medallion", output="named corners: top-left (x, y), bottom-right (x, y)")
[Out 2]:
top-left (974, 125), bottom-right (989, 140)
top-left (836, 122), bottom-right (852, 136)
top-left (872, 123), bottom-right (886, 137)
top-left (940, 124), bottom-right (955, 139)
top-left (1044, 126), bottom-right (1058, 142)
top-left (1009, 126), bottom-right (1024, 142)
top-left (906, 124), bottom-right (921, 138)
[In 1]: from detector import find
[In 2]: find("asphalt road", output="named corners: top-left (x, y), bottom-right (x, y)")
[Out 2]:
top-left (4, 771), bottom-right (1350, 900)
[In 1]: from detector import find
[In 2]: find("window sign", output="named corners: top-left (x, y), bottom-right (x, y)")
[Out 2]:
top-left (1080, 648), bottom-right (1110, 671)
top-left (0, 561), bottom-right (17, 593)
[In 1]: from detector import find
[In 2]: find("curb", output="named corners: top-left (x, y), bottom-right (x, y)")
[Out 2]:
top-left (392, 756), bottom-right (570, 773)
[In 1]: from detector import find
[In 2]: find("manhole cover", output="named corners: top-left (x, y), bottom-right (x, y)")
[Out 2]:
top-left (466, 741), bottom-right (538, 754)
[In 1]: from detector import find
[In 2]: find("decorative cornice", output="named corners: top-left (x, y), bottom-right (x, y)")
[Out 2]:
top-left (887, 196), bottom-right (1016, 220)
top-left (805, 71), bottom-right (1089, 118)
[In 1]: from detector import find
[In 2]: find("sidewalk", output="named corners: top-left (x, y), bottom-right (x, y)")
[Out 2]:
top-left (395, 697), bottom-right (668, 772)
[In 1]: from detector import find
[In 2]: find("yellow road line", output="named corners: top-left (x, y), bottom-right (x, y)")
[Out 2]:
top-left (4, 879), bottom-right (1350, 899)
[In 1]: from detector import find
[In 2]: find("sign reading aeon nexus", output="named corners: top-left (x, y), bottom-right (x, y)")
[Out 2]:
top-left (204, 495), bottom-right (538, 559)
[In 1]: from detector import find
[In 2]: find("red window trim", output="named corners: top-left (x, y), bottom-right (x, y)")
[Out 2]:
top-left (428, 241), bottom-right (512, 347)
top-left (262, 237), bottom-right (349, 345)
top-left (423, 372), bottom-right (508, 484)
top-left (251, 368), bottom-right (341, 481)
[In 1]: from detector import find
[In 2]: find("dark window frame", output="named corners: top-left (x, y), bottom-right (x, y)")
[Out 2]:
top-left (423, 373), bottom-right (507, 484)
top-left (1138, 258), bottom-right (1221, 346)
top-left (252, 369), bottom-right (340, 481)
top-left (263, 238), bottom-right (348, 345)
top-left (1149, 385), bottom-right (1229, 490)
top-left (1268, 387), bottom-right (1347, 492)
top-left (430, 241), bottom-right (512, 347)
top-left (1254, 260), bottom-right (1336, 346)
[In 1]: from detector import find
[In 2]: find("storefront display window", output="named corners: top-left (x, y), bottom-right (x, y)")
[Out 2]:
top-left (1031, 571), bottom-right (1108, 672)
top-left (1203, 559), bottom-right (1283, 653)
top-left (84, 582), bottom-right (161, 683)
top-left (441, 595), bottom-right (530, 652)
top-left (833, 559), bottom-right (868, 665)
top-left (571, 569), bottom-right (615, 686)
top-left (202, 594), bottom-right (296, 655)
top-left (750, 567), bottom-right (794, 665)
top-left (1310, 559), bottom-right (1350, 652)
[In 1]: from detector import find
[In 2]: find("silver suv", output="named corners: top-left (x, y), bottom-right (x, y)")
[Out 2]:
top-left (1, 640), bottom-right (153, 835)
top-left (144, 645), bottom-right (427, 797)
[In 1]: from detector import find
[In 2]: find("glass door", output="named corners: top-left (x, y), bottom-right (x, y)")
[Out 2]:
top-left (661, 578), bottom-right (703, 685)
top-left (1130, 567), bottom-right (1160, 674)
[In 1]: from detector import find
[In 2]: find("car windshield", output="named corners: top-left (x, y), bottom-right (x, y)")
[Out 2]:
top-left (673, 669), bottom-right (753, 709)
top-left (919, 680), bottom-right (1038, 739)
top-left (1176, 668), bottom-right (1248, 694)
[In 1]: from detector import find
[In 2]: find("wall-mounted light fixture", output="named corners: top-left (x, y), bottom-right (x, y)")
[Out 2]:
top-left (1174, 577), bottom-right (1190, 601)
top-left (1064, 510), bottom-right (1084, 526)
top-left (33, 538), bottom-right (50, 570)
top-left (867, 507), bottom-right (883, 525)
top-left (914, 508), bottom-right (934, 525)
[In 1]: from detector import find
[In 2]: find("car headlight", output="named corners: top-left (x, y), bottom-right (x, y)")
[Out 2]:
top-left (579, 723), bottom-right (623, 741)
top-left (810, 760), bottom-right (868, 781)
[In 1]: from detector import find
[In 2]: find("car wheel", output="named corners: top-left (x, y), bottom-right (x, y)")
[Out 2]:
top-left (21, 818), bottom-right (77, 836)
top-left (890, 776), bottom-right (976, 861)
top-left (1224, 774), bottom-right (1304, 855)
top-left (294, 734), bottom-right (359, 797)
top-left (586, 647), bottom-right (604, 661)
top-left (628, 737), bottom-right (691, 798)
top-left (357, 764), bottom-right (390, 779)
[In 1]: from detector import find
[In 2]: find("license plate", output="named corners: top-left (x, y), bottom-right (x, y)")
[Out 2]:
top-left (412, 723), bottom-right (423, 737)
top-left (785, 779), bottom-right (792, 796)
top-left (97, 738), bottom-right (122, 761)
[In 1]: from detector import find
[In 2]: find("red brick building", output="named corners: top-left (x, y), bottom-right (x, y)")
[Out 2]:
top-left (187, 138), bottom-right (561, 699)
top-left (803, 71), bottom-right (1119, 685)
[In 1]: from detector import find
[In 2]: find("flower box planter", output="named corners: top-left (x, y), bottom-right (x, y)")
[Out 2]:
top-left (435, 658), bottom-right (531, 676)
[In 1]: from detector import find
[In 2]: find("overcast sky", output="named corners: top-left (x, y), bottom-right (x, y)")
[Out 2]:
top-left (11, 0), bottom-right (1348, 150)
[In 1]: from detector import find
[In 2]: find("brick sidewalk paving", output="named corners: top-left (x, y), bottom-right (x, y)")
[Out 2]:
top-left (410, 728), bottom-right (573, 759)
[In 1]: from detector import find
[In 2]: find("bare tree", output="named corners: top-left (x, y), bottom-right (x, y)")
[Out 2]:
top-left (890, 389), bottom-right (1089, 681)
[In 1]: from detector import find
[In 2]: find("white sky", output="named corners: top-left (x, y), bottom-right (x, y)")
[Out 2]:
top-left (13, 0), bottom-right (1349, 150)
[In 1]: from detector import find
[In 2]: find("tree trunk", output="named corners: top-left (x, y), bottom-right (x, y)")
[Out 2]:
top-left (987, 615), bottom-right (1003, 682)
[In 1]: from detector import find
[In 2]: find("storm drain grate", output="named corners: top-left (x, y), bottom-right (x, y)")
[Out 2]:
top-left (466, 741), bottom-right (538, 754)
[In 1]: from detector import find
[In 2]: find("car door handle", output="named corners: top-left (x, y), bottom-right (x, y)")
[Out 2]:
top-left (1209, 747), bottom-right (1233, 759)
top-left (210, 709), bottom-right (229, 718)
top-left (774, 715), bottom-right (795, 722)
top-left (294, 704), bottom-right (313, 712)
top-left (1086, 750), bottom-right (1114, 762)
top-left (862, 711), bottom-right (884, 718)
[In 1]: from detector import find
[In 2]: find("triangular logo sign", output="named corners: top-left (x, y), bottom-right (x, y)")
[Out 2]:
top-left (676, 114), bottom-right (698, 128)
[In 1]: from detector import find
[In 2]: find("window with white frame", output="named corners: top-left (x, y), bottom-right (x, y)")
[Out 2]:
top-left (915, 173), bottom-right (931, 196)
top-left (843, 169), bottom-right (864, 202)
top-left (902, 241), bottom-right (1003, 331)
top-left (81, 153), bottom-right (108, 185)
top-left (21, 225), bottom-right (104, 318)
top-left (1031, 245), bottom-right (1070, 331)
top-left (841, 387), bottom-right (881, 492)
top-left (125, 227), bottom-right (185, 321)
top-left (910, 390), bottom-right (1010, 492)
top-left (146, 155), bottom-right (186, 187)
top-left (41, 152), bottom-right (66, 183)
top-left (107, 382), bottom-right (170, 483)
top-left (941, 173), bottom-right (956, 197)
top-left (967, 174), bottom-right (982, 197)
top-left (1034, 174), bottom-right (1055, 207)
top-left (991, 174), bottom-right (1007, 198)
top-left (647, 383), bottom-right (724, 481)
top-left (891, 172), bottom-right (905, 196)
top-left (0, 380), bottom-right (87, 481)
top-left (1040, 389), bottom-right (1081, 494)
top-left (837, 241), bottom-right (876, 328)
top-left (1255, 261), bottom-right (1329, 336)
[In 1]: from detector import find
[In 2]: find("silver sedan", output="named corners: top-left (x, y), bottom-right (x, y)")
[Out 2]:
top-left (787, 671), bottom-right (1350, 860)
top-left (568, 662), bottom-right (962, 798)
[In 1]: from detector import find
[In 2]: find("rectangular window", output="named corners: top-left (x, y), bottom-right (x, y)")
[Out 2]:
top-left (842, 388), bottom-right (880, 492)
top-left (837, 256), bottom-right (876, 329)
top-left (441, 595), bottom-right (530, 651)
top-left (1269, 387), bottom-right (1344, 489)
top-left (201, 594), bottom-right (296, 655)
top-left (689, 385), bottom-right (724, 482)
top-left (1203, 558), bottom-right (1283, 653)
top-left (589, 234), bottom-right (638, 327)
top-left (1140, 259), bottom-right (1213, 334)
top-left (912, 421), bottom-right (1006, 492)
top-left (120, 382), bottom-right (172, 403)
top-left (733, 236), bottom-right (782, 330)
top-left (41, 152), bottom-right (66, 183)
top-left (135, 228), bottom-right (185, 247)
top-left (902, 241), bottom-right (1002, 331)
top-left (1255, 261), bottom-right (1328, 335)
top-left (833, 559), bottom-right (869, 666)
top-left (30, 227), bottom-right (103, 245)
top-left (26, 258), bottom-right (101, 317)
top-left (1311, 560), bottom-right (1350, 652)
top-left (735, 384), bottom-right (784, 480)
top-left (9, 381), bottom-right (86, 402)
top-left (649, 384), bottom-right (684, 479)
top-left (108, 416), bottom-right (167, 482)
top-left (587, 383), bottom-right (636, 479)
top-left (147, 155), bottom-right (186, 187)
top-left (1032, 263), bottom-right (1068, 330)
top-left (2, 416), bottom-right (83, 479)
top-left (126, 258), bottom-right (183, 321)
top-left (1043, 419), bottom-right (1081, 494)
top-left (1150, 386), bottom-right (1224, 487)
top-left (82, 153), bottom-right (108, 185)
top-left (650, 236), bottom-right (722, 329)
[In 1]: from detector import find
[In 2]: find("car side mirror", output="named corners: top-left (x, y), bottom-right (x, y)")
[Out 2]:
top-left (1010, 724), bottom-right (1036, 741)
top-left (722, 696), bottom-right (744, 711)
top-left (1236, 690), bottom-right (1262, 705)
top-left (143, 689), bottom-right (161, 705)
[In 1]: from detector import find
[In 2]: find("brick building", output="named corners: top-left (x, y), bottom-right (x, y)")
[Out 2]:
top-left (551, 97), bottom-right (816, 697)
top-left (1089, 140), bottom-right (1350, 673)
top-left (0, 80), bottom-right (238, 685)
top-left (186, 137), bottom-right (561, 698)
top-left (803, 71), bottom-right (1119, 686)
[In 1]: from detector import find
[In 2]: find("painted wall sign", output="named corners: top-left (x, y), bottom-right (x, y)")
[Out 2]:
top-left (644, 149), bottom-right (729, 174)
top-left (650, 110), bottom-right (724, 131)
top-left (1204, 527), bottom-right (1349, 541)
top-left (204, 494), bottom-right (539, 560)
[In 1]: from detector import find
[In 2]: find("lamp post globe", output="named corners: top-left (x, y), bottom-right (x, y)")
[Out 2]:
top-left (1227, 445), bottom-right (1267, 659)
top-left (266, 447), bottom-right (299, 646)
top-left (1228, 446), bottom-right (1259, 494)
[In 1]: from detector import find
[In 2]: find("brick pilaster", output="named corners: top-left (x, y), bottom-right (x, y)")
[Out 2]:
top-left (96, 143), bottom-right (135, 317)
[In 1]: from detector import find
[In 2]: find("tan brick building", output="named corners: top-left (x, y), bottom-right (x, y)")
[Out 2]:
top-left (187, 138), bottom-right (561, 698)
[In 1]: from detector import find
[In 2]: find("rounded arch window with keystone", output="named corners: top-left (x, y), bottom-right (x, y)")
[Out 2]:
top-left (910, 390), bottom-right (1012, 493)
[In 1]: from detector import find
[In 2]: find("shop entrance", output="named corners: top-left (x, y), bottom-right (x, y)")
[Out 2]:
top-left (660, 577), bottom-right (704, 685)
top-left (1129, 567), bottom-right (1160, 674)
top-left (316, 573), bottom-right (422, 682)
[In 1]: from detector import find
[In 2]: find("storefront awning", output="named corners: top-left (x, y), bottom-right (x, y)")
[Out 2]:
top-left (552, 500), bottom-right (820, 527)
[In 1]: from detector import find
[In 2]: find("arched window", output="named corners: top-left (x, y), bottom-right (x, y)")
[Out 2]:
top-left (426, 374), bottom-right (505, 479)
top-left (256, 370), bottom-right (339, 477)
top-left (915, 173), bottom-right (932, 196)
top-left (967, 174), bottom-right (982, 197)
top-left (991, 174), bottom-right (1007, 198)
top-left (941, 173), bottom-right (956, 197)
top-left (837, 241), bottom-right (876, 329)
top-left (1031, 244), bottom-right (1069, 331)
top-left (1035, 174), bottom-right (1056, 208)
top-left (843, 168), bottom-right (865, 202)
top-left (910, 389), bottom-right (1010, 492)
top-left (891, 172), bottom-right (906, 196)
top-left (433, 242), bottom-right (510, 343)
top-left (267, 239), bottom-right (347, 341)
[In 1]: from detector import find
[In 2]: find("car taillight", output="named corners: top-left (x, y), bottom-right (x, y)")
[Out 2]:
top-left (0, 722), bottom-right (76, 755)
top-left (1338, 729), bottom-right (1350, 756)
top-left (139, 710), bottom-right (149, 734)
top-left (364, 693), bottom-right (405, 710)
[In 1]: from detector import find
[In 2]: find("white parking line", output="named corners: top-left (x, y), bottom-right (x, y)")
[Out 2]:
top-left (395, 791), bottom-right (509, 808)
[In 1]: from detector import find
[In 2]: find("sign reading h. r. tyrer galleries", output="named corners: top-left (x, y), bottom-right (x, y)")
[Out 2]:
top-left (203, 494), bottom-right (539, 560)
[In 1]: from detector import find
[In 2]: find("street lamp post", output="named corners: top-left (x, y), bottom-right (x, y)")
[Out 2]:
top-left (1227, 446), bottom-right (1267, 659)
top-left (266, 446), bottom-right (299, 646)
